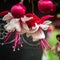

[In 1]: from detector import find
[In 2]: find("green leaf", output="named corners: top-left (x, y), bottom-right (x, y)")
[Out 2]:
top-left (57, 14), bottom-right (60, 18)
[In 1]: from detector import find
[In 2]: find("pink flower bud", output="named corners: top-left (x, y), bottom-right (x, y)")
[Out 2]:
top-left (11, 2), bottom-right (26, 18)
top-left (38, 0), bottom-right (56, 14)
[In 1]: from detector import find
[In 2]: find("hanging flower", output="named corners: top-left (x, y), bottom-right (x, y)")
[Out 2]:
top-left (0, 2), bottom-right (26, 51)
top-left (2, 12), bottom-right (22, 51)
top-left (21, 13), bottom-right (53, 51)
top-left (38, 0), bottom-right (56, 14)
top-left (1, 12), bottom-right (53, 52)
top-left (0, 1), bottom-right (53, 52)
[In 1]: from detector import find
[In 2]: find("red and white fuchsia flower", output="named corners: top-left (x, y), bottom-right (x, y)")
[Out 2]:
top-left (21, 13), bottom-right (53, 51)
top-left (1, 12), bottom-right (53, 52)
top-left (2, 12), bottom-right (22, 51)
top-left (0, 2), bottom-right (53, 52)
top-left (0, 2), bottom-right (26, 51)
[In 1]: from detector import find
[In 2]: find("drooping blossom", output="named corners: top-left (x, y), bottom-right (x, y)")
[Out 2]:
top-left (38, 0), bottom-right (56, 14)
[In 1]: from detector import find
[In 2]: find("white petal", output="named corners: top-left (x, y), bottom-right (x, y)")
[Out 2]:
top-left (10, 18), bottom-right (19, 24)
top-left (32, 30), bottom-right (45, 41)
top-left (26, 30), bottom-right (45, 42)
top-left (2, 12), bottom-right (13, 22)
top-left (21, 15), bottom-right (33, 22)
top-left (43, 20), bottom-right (52, 25)
top-left (4, 24), bottom-right (15, 32)
top-left (39, 24), bottom-right (49, 30)
top-left (26, 23), bottom-right (39, 33)
top-left (4, 23), bottom-right (9, 29)
top-left (22, 23), bottom-right (29, 31)
top-left (4, 18), bottom-right (20, 32)
top-left (15, 23), bottom-right (21, 32)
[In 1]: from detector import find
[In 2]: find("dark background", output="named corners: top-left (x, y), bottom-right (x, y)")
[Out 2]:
top-left (0, 0), bottom-right (60, 60)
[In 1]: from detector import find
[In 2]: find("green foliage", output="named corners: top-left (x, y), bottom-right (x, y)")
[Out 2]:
top-left (42, 30), bottom-right (60, 60)
top-left (47, 30), bottom-right (60, 60)
top-left (47, 50), bottom-right (59, 60)
top-left (48, 30), bottom-right (60, 46)
top-left (57, 14), bottom-right (60, 18)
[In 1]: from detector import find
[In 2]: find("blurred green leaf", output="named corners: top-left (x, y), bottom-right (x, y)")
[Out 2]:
top-left (48, 30), bottom-right (60, 60)
top-left (42, 30), bottom-right (60, 60)
top-left (57, 14), bottom-right (60, 18)
top-left (48, 30), bottom-right (60, 46)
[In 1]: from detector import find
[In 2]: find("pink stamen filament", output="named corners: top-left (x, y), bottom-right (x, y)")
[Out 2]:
top-left (43, 39), bottom-right (51, 49)
top-left (40, 39), bottom-right (46, 55)
top-left (18, 34), bottom-right (22, 46)
top-left (14, 31), bottom-right (21, 51)
top-left (14, 32), bottom-right (18, 50)
top-left (40, 40), bottom-right (46, 51)
top-left (3, 32), bottom-right (12, 43)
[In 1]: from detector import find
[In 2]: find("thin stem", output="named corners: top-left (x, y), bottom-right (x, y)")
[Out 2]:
top-left (31, 0), bottom-right (34, 13)
top-left (28, 0), bottom-right (30, 3)
top-left (21, 0), bottom-right (24, 2)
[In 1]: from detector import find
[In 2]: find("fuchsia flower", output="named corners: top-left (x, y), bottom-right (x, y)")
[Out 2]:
top-left (2, 12), bottom-right (22, 51)
top-left (1, 12), bottom-right (53, 52)
top-left (0, 2), bottom-right (26, 51)
top-left (0, 2), bottom-right (53, 52)
top-left (21, 13), bottom-right (53, 51)
top-left (38, 0), bottom-right (56, 14)
top-left (0, 11), bottom-right (53, 52)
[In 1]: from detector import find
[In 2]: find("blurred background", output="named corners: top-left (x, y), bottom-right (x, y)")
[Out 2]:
top-left (0, 0), bottom-right (60, 60)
